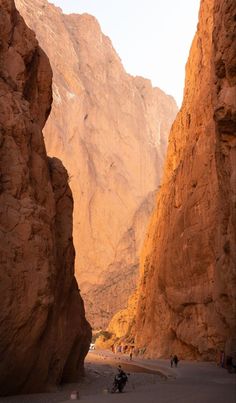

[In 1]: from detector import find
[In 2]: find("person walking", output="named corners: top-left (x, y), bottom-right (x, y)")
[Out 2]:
top-left (173, 355), bottom-right (179, 367)
top-left (129, 349), bottom-right (133, 361)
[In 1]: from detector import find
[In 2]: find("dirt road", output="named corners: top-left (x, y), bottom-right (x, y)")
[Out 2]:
top-left (1, 350), bottom-right (235, 403)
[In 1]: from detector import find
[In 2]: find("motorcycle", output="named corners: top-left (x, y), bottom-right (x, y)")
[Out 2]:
top-left (111, 371), bottom-right (129, 393)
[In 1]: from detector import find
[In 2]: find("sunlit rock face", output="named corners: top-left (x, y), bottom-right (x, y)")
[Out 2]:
top-left (0, 0), bottom-right (91, 395)
top-left (16, 0), bottom-right (178, 329)
top-left (129, 0), bottom-right (236, 360)
top-left (108, 291), bottom-right (138, 340)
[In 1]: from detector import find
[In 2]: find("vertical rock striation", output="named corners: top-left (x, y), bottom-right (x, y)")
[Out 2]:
top-left (15, 0), bottom-right (178, 329)
top-left (131, 0), bottom-right (236, 359)
top-left (0, 0), bottom-right (91, 395)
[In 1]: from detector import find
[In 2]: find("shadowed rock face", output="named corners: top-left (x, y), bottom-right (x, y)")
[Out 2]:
top-left (109, 0), bottom-right (236, 359)
top-left (0, 0), bottom-right (91, 395)
top-left (15, 0), bottom-right (178, 329)
top-left (132, 0), bottom-right (236, 360)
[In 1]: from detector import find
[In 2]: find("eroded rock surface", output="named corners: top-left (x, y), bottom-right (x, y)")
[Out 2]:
top-left (15, 0), bottom-right (178, 328)
top-left (132, 0), bottom-right (236, 360)
top-left (0, 0), bottom-right (91, 395)
top-left (110, 0), bottom-right (236, 359)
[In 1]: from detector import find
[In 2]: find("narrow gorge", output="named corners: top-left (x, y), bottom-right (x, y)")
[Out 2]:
top-left (15, 0), bottom-right (178, 329)
top-left (1, 0), bottom-right (235, 398)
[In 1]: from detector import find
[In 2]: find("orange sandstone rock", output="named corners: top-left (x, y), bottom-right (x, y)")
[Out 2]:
top-left (16, 0), bottom-right (178, 328)
top-left (132, 0), bottom-right (236, 360)
top-left (109, 0), bottom-right (236, 359)
top-left (0, 0), bottom-right (91, 395)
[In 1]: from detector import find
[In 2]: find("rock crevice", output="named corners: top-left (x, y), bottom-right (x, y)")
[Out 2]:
top-left (16, 0), bottom-right (178, 328)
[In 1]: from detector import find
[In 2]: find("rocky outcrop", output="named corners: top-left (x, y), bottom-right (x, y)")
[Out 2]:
top-left (15, 0), bottom-right (178, 329)
top-left (108, 291), bottom-right (138, 341)
top-left (128, 0), bottom-right (236, 360)
top-left (0, 0), bottom-right (91, 395)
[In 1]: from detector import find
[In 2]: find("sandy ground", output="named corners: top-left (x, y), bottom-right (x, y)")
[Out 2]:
top-left (1, 350), bottom-right (235, 403)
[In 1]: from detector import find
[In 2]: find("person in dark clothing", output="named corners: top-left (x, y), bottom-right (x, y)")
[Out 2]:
top-left (173, 355), bottom-right (179, 367)
top-left (111, 366), bottom-right (128, 393)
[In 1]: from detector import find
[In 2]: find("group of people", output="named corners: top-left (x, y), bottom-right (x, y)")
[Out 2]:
top-left (170, 354), bottom-right (179, 367)
top-left (111, 344), bottom-right (181, 367)
top-left (112, 354), bottom-right (180, 393)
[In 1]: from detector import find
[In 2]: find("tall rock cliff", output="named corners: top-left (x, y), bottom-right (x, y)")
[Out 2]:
top-left (129, 0), bottom-right (236, 360)
top-left (0, 0), bottom-right (91, 395)
top-left (15, 0), bottom-right (178, 329)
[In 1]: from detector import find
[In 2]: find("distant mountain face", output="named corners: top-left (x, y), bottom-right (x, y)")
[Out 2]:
top-left (16, 0), bottom-right (178, 329)
top-left (0, 0), bottom-right (91, 395)
top-left (112, 0), bottom-right (236, 360)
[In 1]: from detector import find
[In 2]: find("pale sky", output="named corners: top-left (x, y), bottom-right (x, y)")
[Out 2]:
top-left (51, 0), bottom-right (200, 106)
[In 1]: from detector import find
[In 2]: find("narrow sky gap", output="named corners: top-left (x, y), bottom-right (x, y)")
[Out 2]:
top-left (50, 0), bottom-right (200, 106)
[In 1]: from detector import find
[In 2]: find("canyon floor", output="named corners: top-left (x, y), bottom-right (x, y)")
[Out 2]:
top-left (1, 350), bottom-right (235, 403)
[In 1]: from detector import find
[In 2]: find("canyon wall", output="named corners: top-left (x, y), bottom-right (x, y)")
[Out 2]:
top-left (130, 0), bottom-right (236, 360)
top-left (16, 0), bottom-right (178, 328)
top-left (109, 0), bottom-right (236, 358)
top-left (0, 0), bottom-right (91, 395)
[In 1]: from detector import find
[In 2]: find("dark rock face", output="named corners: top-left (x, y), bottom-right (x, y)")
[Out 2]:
top-left (127, 0), bottom-right (236, 360)
top-left (0, 0), bottom-right (91, 395)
